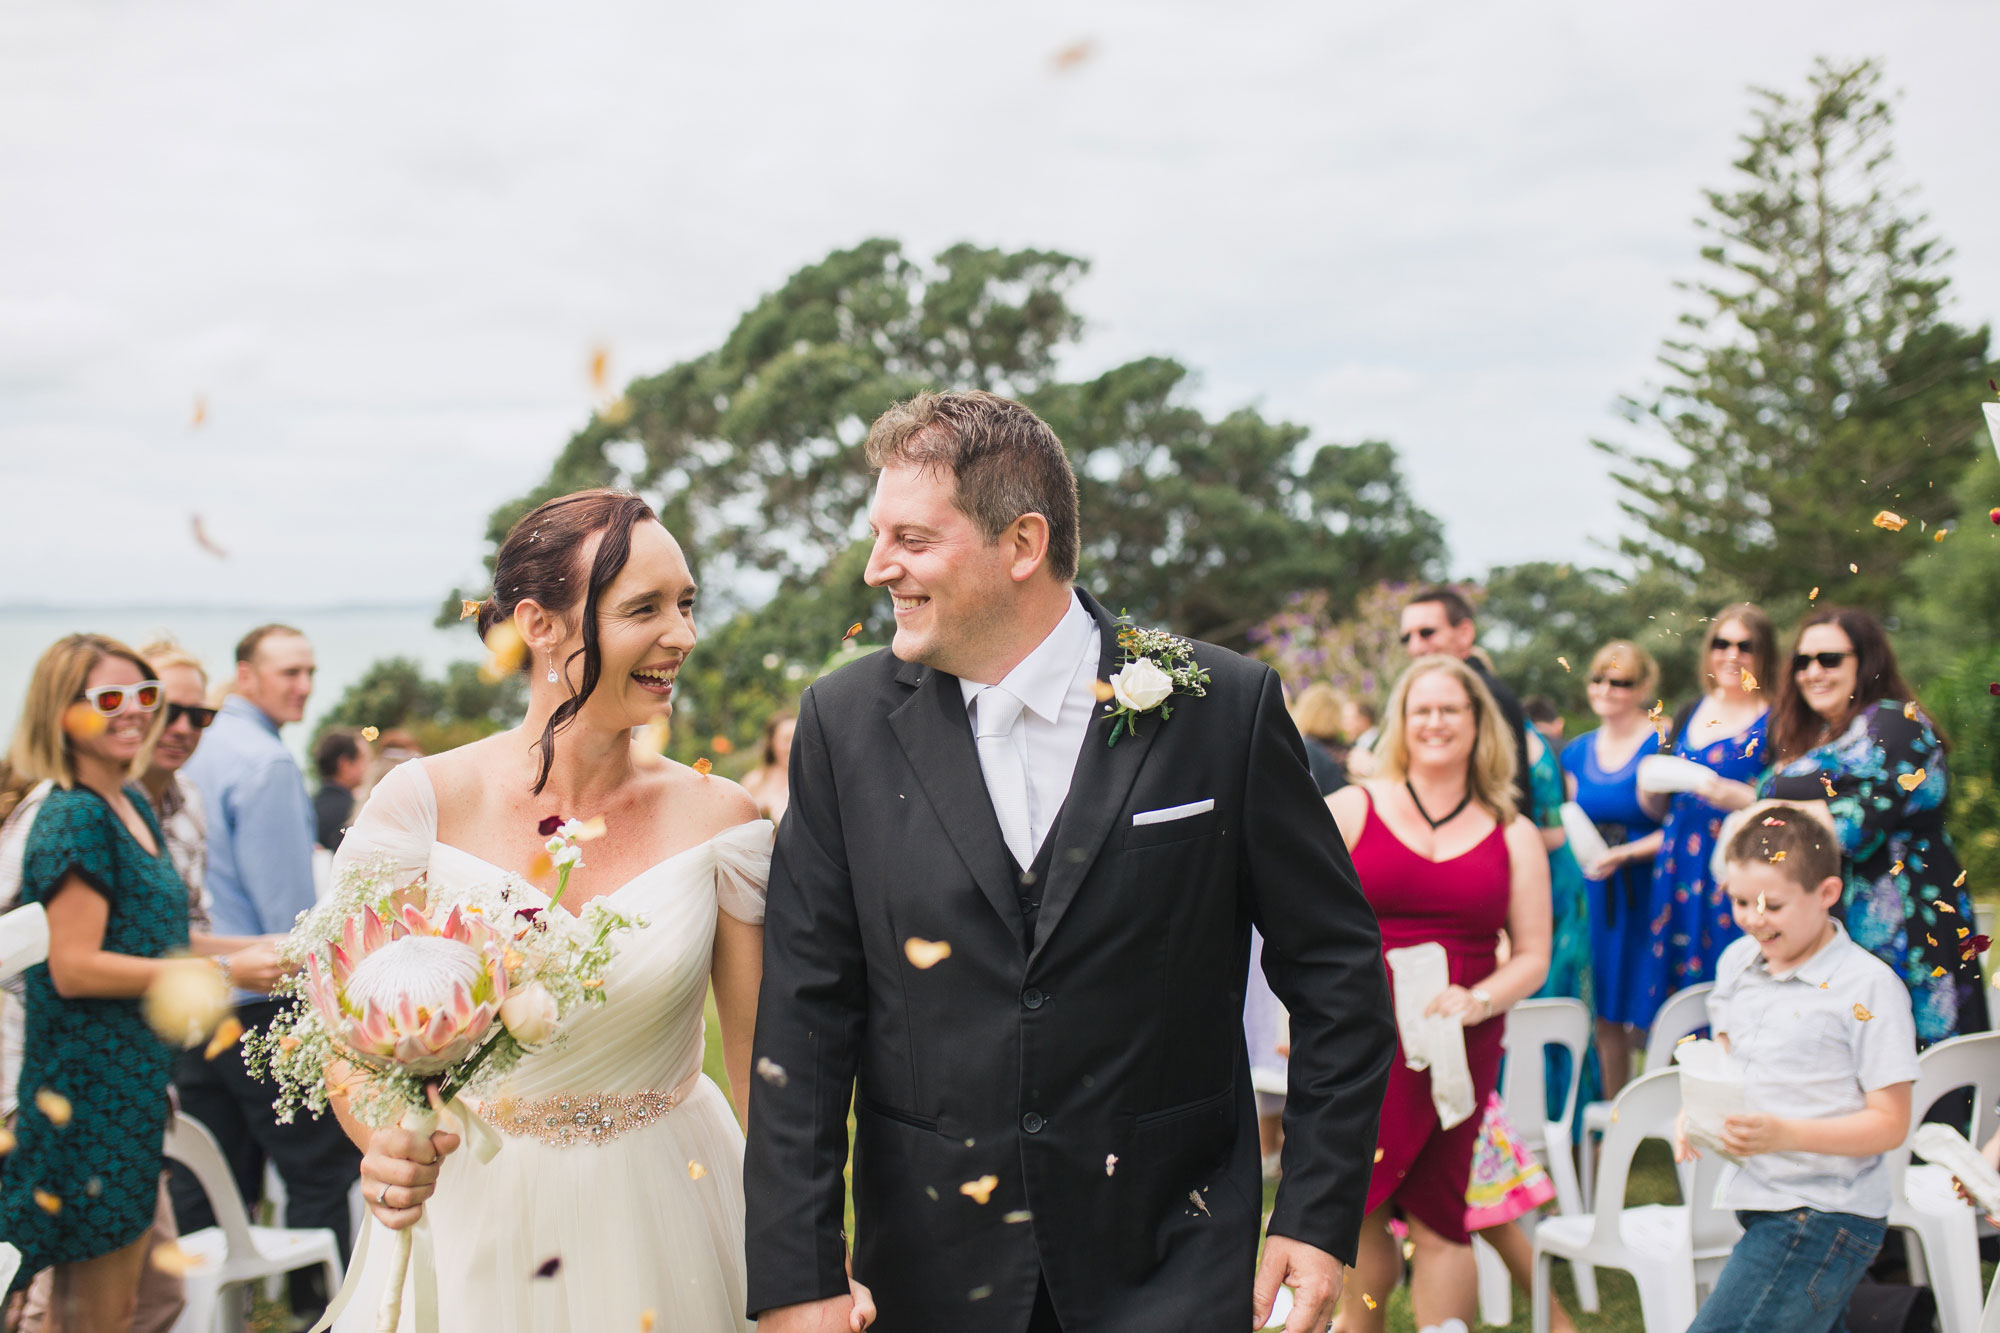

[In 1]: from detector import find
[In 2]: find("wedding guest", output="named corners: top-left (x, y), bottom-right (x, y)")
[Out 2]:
top-left (1289, 682), bottom-right (1348, 796)
top-left (1400, 588), bottom-right (1532, 812)
top-left (1761, 608), bottom-right (1985, 1044)
top-left (353, 727), bottom-right (422, 806)
top-left (1523, 695), bottom-right (1564, 746)
top-left (1326, 656), bottom-right (1551, 1333)
top-left (738, 710), bottom-right (796, 824)
top-left (175, 625), bottom-right (359, 1322)
top-left (1345, 698), bottom-right (1382, 780)
top-left (1561, 640), bottom-right (1665, 1098)
top-left (310, 727), bottom-right (370, 851)
top-left (0, 635), bottom-right (189, 1330)
top-left (1645, 605), bottom-right (1773, 988)
top-left (0, 766), bottom-right (54, 1125)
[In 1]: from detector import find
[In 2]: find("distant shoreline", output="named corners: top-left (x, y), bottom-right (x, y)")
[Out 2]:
top-left (0, 602), bottom-right (439, 615)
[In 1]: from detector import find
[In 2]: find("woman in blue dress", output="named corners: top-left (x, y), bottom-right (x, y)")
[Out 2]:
top-left (1645, 604), bottom-right (1772, 988)
top-left (1561, 640), bottom-right (1663, 1098)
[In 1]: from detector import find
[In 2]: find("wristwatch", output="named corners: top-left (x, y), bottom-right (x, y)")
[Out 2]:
top-left (1469, 986), bottom-right (1495, 1022)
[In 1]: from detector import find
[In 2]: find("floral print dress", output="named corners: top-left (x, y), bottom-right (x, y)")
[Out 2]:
top-left (1762, 700), bottom-right (1986, 1044)
top-left (1656, 707), bottom-right (1768, 987)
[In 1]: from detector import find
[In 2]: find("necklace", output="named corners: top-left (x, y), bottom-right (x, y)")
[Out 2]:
top-left (1406, 778), bottom-right (1473, 830)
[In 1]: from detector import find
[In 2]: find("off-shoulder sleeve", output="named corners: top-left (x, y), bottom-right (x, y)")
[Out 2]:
top-left (712, 818), bottom-right (774, 924)
top-left (329, 760), bottom-right (438, 888)
top-left (21, 788), bottom-right (119, 906)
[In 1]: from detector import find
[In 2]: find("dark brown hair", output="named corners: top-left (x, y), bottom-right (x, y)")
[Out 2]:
top-left (236, 623), bottom-right (305, 665)
top-left (1406, 586), bottom-right (1475, 626)
top-left (1768, 606), bottom-right (1928, 765)
top-left (314, 727), bottom-right (362, 781)
top-left (760, 710), bottom-right (796, 766)
top-left (863, 390), bottom-right (1080, 582)
top-left (476, 489), bottom-right (659, 794)
top-left (1723, 805), bottom-right (1841, 889)
top-left (1707, 601), bottom-right (1777, 699)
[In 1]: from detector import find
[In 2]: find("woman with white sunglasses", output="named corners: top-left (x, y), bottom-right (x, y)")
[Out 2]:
top-left (0, 635), bottom-right (196, 1330)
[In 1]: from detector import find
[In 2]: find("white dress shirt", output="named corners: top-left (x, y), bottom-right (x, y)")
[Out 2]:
top-left (959, 593), bottom-right (1102, 866)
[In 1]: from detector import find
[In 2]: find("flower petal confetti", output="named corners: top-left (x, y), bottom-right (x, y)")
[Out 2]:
top-left (691, 757), bottom-right (713, 776)
top-left (960, 1175), bottom-right (999, 1204)
top-left (842, 622), bottom-right (864, 644)
top-left (1955, 871), bottom-right (1969, 888)
top-left (754, 1057), bottom-right (788, 1087)
top-left (641, 1312), bottom-right (656, 1332)
top-left (1897, 770), bottom-right (1926, 793)
top-left (360, 725), bottom-right (380, 743)
top-left (1093, 679), bottom-right (1116, 703)
top-left (143, 958), bottom-right (231, 1049)
top-left (1740, 670), bottom-right (1758, 691)
top-left (904, 937), bottom-right (952, 969)
top-left (34, 1190), bottom-right (61, 1215)
top-left (190, 395), bottom-right (207, 427)
top-left (150, 1241), bottom-right (203, 1276)
top-left (687, 1159), bottom-right (707, 1181)
top-left (534, 1256), bottom-right (562, 1279)
top-left (1188, 1189), bottom-right (1210, 1216)
top-left (1104, 1153), bottom-right (1118, 1177)
top-left (711, 736), bottom-right (735, 756)
top-left (1854, 1004), bottom-right (1873, 1022)
top-left (1933, 966), bottom-right (1949, 977)
top-left (480, 621), bottom-right (527, 684)
top-left (62, 702), bottom-right (108, 741)
top-left (1872, 511), bottom-right (1907, 532)
top-left (538, 816), bottom-right (564, 837)
top-left (203, 1015), bottom-right (244, 1061)
top-left (459, 599), bottom-right (482, 621)
top-left (1003, 1209), bottom-right (1033, 1224)
top-left (35, 1089), bottom-right (72, 1128)
top-left (1363, 1294), bottom-right (1379, 1310)
top-left (1809, 586), bottom-right (1820, 600)
top-left (1557, 656), bottom-right (1571, 672)
top-left (1848, 563), bottom-right (1859, 573)
top-left (1935, 529), bottom-right (1949, 543)
top-left (1962, 935), bottom-right (1990, 963)
top-left (1821, 775), bottom-right (1839, 798)
top-left (0, 1127), bottom-right (15, 1155)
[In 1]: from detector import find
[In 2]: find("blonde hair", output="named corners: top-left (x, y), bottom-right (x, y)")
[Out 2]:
top-left (1588, 639), bottom-right (1660, 701)
top-left (7, 634), bottom-right (163, 789)
top-left (138, 636), bottom-right (207, 682)
top-left (1372, 655), bottom-right (1518, 823)
top-left (1290, 682), bottom-right (1345, 743)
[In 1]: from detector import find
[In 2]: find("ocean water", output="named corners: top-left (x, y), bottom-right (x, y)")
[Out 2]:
top-left (0, 605), bottom-right (482, 766)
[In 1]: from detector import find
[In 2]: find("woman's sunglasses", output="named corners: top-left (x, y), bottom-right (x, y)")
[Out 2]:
top-left (78, 681), bottom-right (162, 716)
top-left (1793, 651), bottom-right (1854, 673)
top-left (1589, 675), bottom-right (1637, 689)
top-left (1710, 637), bottom-right (1755, 654)
top-left (165, 702), bottom-right (218, 729)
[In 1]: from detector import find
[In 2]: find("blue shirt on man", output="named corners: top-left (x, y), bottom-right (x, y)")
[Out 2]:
top-left (183, 694), bottom-right (316, 996)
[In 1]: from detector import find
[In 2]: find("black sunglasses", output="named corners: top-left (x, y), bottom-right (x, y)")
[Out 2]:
top-left (1710, 637), bottom-right (1755, 654)
top-left (1398, 626), bottom-right (1441, 646)
top-left (1589, 675), bottom-right (1638, 689)
top-left (165, 702), bottom-right (218, 729)
top-left (1792, 651), bottom-right (1853, 673)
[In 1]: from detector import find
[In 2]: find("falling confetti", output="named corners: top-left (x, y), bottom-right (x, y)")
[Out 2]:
top-left (190, 395), bottom-right (208, 427)
top-left (1770, 850), bottom-right (1787, 863)
top-left (34, 1190), bottom-right (60, 1215)
top-left (61, 702), bottom-right (107, 741)
top-left (1809, 586), bottom-right (1820, 600)
top-left (1854, 1004), bottom-right (1874, 1021)
top-left (691, 757), bottom-right (713, 777)
top-left (1557, 656), bottom-right (1571, 672)
top-left (1740, 670), bottom-right (1758, 691)
top-left (842, 623), bottom-right (864, 643)
top-left (1363, 1294), bottom-right (1379, 1310)
top-left (1755, 891), bottom-right (1767, 917)
top-left (1003, 1209), bottom-right (1033, 1224)
top-left (1050, 38), bottom-right (1096, 71)
top-left (1761, 816), bottom-right (1787, 826)
top-left (1373, 1147), bottom-right (1385, 1162)
top-left (1678, 1032), bottom-right (1698, 1045)
top-left (904, 937), bottom-right (952, 969)
top-left (755, 1057), bottom-right (788, 1086)
top-left (1990, 509), bottom-right (2000, 525)
top-left (35, 1089), bottom-right (72, 1128)
top-left (150, 1241), bottom-right (203, 1276)
top-left (600, 397), bottom-right (635, 428)
top-left (711, 735), bottom-right (735, 756)
top-left (1963, 935), bottom-right (1991, 962)
top-left (1891, 861), bottom-right (1904, 876)
top-left (1956, 871), bottom-right (1969, 888)
top-left (687, 1160), bottom-right (707, 1181)
top-left (1188, 1189), bottom-right (1211, 1216)
top-left (1905, 702), bottom-right (1921, 720)
top-left (1104, 1154), bottom-right (1118, 1177)
top-left (1897, 770), bottom-right (1927, 793)
top-left (1872, 511), bottom-right (1907, 532)
top-left (0, 1127), bottom-right (14, 1154)
top-left (534, 1256), bottom-right (562, 1279)
top-left (1821, 775), bottom-right (1839, 798)
top-left (1935, 530), bottom-right (1949, 543)
top-left (189, 514), bottom-right (229, 560)
top-left (641, 1312), bottom-right (656, 1332)
top-left (960, 1175), bottom-right (999, 1204)
top-left (480, 621), bottom-right (527, 684)
top-left (1933, 966), bottom-right (1948, 977)
top-left (968, 1285), bottom-right (994, 1302)
top-left (143, 959), bottom-right (231, 1049)
top-left (1093, 679), bottom-right (1116, 702)
top-left (588, 346), bottom-right (610, 394)
top-left (460, 599), bottom-right (482, 621)
top-left (1848, 563), bottom-right (1859, 573)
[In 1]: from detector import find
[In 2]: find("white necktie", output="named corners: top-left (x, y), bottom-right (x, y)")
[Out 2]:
top-left (974, 685), bottom-right (1034, 869)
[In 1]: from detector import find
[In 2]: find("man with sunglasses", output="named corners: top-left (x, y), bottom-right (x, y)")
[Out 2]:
top-left (1398, 587), bottom-right (1533, 813)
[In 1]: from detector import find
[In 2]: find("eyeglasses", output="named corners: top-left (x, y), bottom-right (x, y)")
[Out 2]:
top-left (1793, 651), bottom-right (1853, 673)
top-left (1588, 675), bottom-right (1637, 689)
top-left (1709, 637), bottom-right (1755, 655)
top-left (77, 681), bottom-right (162, 716)
top-left (1407, 704), bottom-right (1471, 723)
top-left (165, 702), bottom-right (218, 729)
top-left (1398, 626), bottom-right (1441, 647)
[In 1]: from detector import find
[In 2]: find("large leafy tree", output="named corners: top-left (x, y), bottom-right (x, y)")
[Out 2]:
top-left (448, 239), bottom-right (1443, 755)
top-left (1598, 58), bottom-right (1994, 611)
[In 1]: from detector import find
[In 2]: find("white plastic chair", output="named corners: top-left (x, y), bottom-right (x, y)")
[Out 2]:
top-left (1887, 1031), bottom-right (2000, 1333)
top-left (1532, 1069), bottom-right (1708, 1333)
top-left (1580, 982), bottom-right (1712, 1209)
top-left (1471, 998), bottom-right (1599, 1324)
top-left (0, 1242), bottom-right (19, 1294)
top-left (164, 1111), bottom-right (343, 1333)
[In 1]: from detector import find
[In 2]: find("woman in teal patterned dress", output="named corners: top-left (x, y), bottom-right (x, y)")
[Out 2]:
top-left (1761, 609), bottom-right (1987, 1044)
top-left (1, 635), bottom-right (192, 1328)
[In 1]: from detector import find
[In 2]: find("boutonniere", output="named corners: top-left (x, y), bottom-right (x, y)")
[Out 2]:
top-left (1099, 618), bottom-right (1210, 747)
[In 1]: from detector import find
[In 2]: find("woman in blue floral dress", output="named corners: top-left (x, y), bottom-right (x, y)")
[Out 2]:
top-left (1762, 608), bottom-right (1986, 1044)
top-left (1647, 604), bottom-right (1773, 988)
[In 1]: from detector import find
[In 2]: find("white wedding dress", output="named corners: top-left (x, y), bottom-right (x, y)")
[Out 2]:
top-left (329, 760), bottom-right (766, 1333)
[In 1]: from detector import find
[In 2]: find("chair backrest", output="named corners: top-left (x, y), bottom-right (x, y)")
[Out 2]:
top-left (1642, 983), bottom-right (1714, 1071)
top-left (1885, 1031), bottom-right (2000, 1198)
top-left (1588, 1068), bottom-right (1683, 1247)
top-left (0, 1241), bottom-right (19, 1293)
top-left (1501, 997), bottom-right (1593, 1146)
top-left (163, 1111), bottom-right (260, 1258)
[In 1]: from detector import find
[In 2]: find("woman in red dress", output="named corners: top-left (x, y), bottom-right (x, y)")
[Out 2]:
top-left (1325, 656), bottom-right (1552, 1332)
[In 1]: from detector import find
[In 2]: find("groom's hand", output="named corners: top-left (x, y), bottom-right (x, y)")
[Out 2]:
top-left (1253, 1234), bottom-right (1341, 1332)
top-left (756, 1296), bottom-right (866, 1333)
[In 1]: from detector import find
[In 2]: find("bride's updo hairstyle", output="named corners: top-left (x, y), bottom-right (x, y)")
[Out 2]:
top-left (476, 489), bottom-right (659, 794)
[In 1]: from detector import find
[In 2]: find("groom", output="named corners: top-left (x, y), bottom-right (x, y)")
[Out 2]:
top-left (745, 391), bottom-right (1394, 1333)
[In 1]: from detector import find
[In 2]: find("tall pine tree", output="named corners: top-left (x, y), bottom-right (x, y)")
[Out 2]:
top-left (1599, 58), bottom-right (1994, 613)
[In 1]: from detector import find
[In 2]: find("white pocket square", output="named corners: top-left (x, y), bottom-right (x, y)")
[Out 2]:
top-left (1132, 798), bottom-right (1215, 827)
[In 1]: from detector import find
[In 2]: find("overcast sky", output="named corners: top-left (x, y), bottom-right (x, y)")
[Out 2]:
top-left (4, 0), bottom-right (1996, 610)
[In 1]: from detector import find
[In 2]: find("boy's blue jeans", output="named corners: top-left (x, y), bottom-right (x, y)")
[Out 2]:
top-left (1687, 1208), bottom-right (1886, 1333)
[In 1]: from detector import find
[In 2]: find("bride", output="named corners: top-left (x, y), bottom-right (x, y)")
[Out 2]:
top-left (331, 490), bottom-right (872, 1332)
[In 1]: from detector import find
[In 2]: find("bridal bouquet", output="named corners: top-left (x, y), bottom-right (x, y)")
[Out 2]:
top-left (246, 823), bottom-right (635, 1331)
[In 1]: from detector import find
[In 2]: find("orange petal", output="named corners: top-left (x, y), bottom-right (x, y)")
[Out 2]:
top-left (687, 1159), bottom-right (708, 1181)
top-left (360, 725), bottom-right (380, 743)
top-left (1872, 510), bottom-right (1907, 532)
top-left (711, 736), bottom-right (735, 755)
top-left (640, 1313), bottom-right (656, 1332)
top-left (34, 1189), bottom-right (61, 1214)
top-left (903, 938), bottom-right (952, 969)
top-left (459, 599), bottom-right (482, 621)
top-left (1557, 656), bottom-right (1570, 672)
top-left (150, 1241), bottom-right (202, 1276)
top-left (1897, 770), bottom-right (1926, 793)
top-left (959, 1175), bottom-right (998, 1204)
top-left (35, 1089), bottom-right (72, 1128)
top-left (571, 816), bottom-right (608, 843)
top-left (61, 703), bottom-right (107, 740)
top-left (1854, 1004), bottom-right (1873, 1021)
top-left (0, 1127), bottom-right (15, 1154)
top-left (691, 757), bottom-right (713, 777)
top-left (205, 1016), bottom-right (245, 1060)
top-left (842, 622), bottom-right (864, 643)
top-left (1093, 679), bottom-right (1116, 702)
top-left (526, 850), bottom-right (553, 880)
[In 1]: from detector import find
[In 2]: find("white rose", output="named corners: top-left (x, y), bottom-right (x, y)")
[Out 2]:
top-left (499, 981), bottom-right (560, 1046)
top-left (1110, 658), bottom-right (1174, 712)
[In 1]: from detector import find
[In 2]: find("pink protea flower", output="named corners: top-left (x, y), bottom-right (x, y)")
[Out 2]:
top-left (305, 901), bottom-right (509, 1076)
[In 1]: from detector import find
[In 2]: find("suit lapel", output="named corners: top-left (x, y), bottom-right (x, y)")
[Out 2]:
top-left (886, 657), bottom-right (1023, 936)
top-left (1028, 590), bottom-right (1159, 964)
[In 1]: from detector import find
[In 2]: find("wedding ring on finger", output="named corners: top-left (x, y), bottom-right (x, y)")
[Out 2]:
top-left (378, 1183), bottom-right (392, 1207)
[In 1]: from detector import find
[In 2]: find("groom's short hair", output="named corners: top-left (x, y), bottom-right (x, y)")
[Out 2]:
top-left (864, 390), bottom-right (1080, 582)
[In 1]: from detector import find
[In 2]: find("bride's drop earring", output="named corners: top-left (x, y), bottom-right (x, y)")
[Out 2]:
top-left (546, 655), bottom-right (559, 685)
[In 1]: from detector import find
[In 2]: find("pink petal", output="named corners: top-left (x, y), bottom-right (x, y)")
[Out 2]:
top-left (399, 904), bottom-right (432, 938)
top-left (361, 910), bottom-right (386, 953)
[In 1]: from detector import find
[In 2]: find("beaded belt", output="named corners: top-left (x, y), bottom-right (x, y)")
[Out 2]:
top-left (477, 1072), bottom-right (699, 1148)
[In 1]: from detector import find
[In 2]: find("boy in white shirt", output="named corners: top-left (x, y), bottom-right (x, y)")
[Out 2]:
top-left (1677, 804), bottom-right (1919, 1333)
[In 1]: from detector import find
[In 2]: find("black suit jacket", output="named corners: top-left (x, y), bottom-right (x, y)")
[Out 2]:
top-left (744, 591), bottom-right (1394, 1332)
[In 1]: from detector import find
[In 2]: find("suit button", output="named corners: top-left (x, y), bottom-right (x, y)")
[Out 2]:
top-left (1021, 1112), bottom-right (1044, 1134)
top-left (1022, 988), bottom-right (1046, 1010)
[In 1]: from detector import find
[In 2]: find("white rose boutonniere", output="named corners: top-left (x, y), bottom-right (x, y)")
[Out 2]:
top-left (1099, 617), bottom-right (1211, 747)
